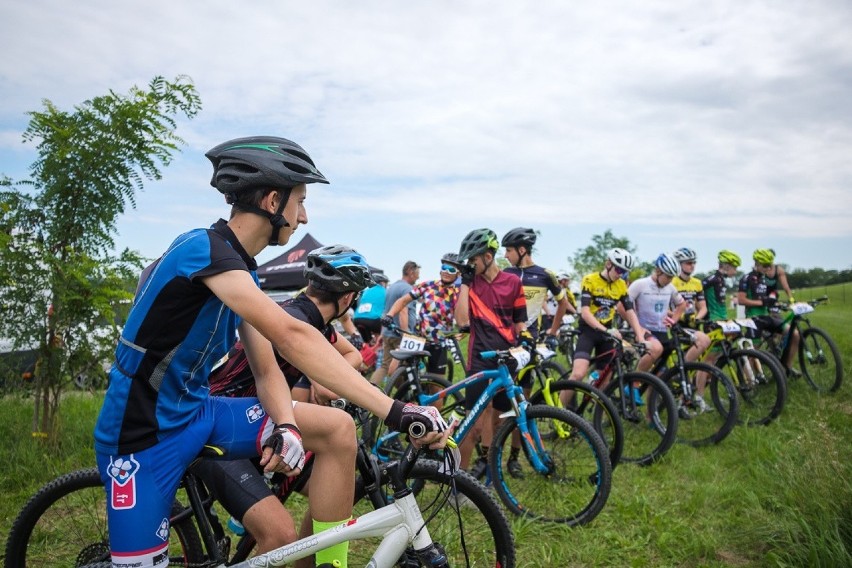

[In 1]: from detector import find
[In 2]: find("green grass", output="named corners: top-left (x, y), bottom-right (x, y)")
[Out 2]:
top-left (1, 285), bottom-right (850, 566)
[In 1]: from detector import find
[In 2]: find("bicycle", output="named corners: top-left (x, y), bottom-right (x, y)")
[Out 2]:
top-left (556, 330), bottom-right (678, 467)
top-left (376, 344), bottom-right (613, 526)
top-left (754, 296), bottom-right (843, 393)
top-left (648, 324), bottom-right (739, 447)
top-left (699, 319), bottom-right (787, 426)
top-left (521, 342), bottom-right (625, 469)
top-left (5, 402), bottom-right (515, 568)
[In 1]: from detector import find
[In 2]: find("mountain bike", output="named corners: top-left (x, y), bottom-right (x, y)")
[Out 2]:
top-left (5, 402), bottom-right (514, 568)
top-left (700, 319), bottom-right (787, 426)
top-left (521, 342), bottom-right (625, 469)
top-left (554, 316), bottom-right (580, 367)
top-left (560, 330), bottom-right (678, 466)
top-left (648, 324), bottom-right (739, 447)
top-left (376, 345), bottom-right (613, 526)
top-left (754, 296), bottom-right (843, 393)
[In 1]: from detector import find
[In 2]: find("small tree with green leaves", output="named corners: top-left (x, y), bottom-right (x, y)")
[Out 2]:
top-left (0, 76), bottom-right (201, 440)
top-left (567, 229), bottom-right (650, 279)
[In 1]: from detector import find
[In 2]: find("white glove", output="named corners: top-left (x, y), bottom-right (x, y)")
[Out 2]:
top-left (263, 423), bottom-right (305, 471)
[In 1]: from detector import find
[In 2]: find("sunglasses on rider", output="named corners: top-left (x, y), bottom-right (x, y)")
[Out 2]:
top-left (441, 264), bottom-right (459, 274)
top-left (611, 265), bottom-right (628, 277)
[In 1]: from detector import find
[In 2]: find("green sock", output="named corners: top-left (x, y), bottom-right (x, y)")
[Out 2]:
top-left (312, 518), bottom-right (350, 568)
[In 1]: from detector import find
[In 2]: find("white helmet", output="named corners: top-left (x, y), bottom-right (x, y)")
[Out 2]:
top-left (672, 247), bottom-right (697, 263)
top-left (655, 253), bottom-right (680, 277)
top-left (607, 248), bottom-right (634, 271)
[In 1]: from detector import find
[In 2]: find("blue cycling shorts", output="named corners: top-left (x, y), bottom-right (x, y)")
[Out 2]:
top-left (96, 396), bottom-right (277, 567)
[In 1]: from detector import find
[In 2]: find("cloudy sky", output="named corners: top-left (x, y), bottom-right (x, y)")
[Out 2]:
top-left (2, 1), bottom-right (851, 281)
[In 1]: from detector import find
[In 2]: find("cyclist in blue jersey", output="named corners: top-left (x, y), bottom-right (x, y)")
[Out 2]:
top-left (93, 136), bottom-right (448, 568)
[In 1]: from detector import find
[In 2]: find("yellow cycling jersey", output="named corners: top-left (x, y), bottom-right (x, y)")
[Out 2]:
top-left (579, 272), bottom-right (630, 326)
top-left (672, 275), bottom-right (704, 320)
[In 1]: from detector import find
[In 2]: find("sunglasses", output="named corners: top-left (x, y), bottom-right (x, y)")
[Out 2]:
top-left (683, 260), bottom-right (696, 265)
top-left (441, 264), bottom-right (459, 274)
top-left (612, 265), bottom-right (628, 276)
top-left (758, 262), bottom-right (772, 268)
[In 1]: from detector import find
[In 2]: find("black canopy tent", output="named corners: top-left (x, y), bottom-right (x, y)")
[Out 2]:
top-left (256, 233), bottom-right (384, 291)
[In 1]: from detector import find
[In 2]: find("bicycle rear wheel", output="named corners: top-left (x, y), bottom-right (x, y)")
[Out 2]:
top-left (529, 378), bottom-right (624, 468)
top-left (716, 348), bottom-right (787, 425)
top-left (799, 327), bottom-right (843, 393)
top-left (661, 362), bottom-right (739, 446)
top-left (4, 468), bottom-right (204, 568)
top-left (351, 460), bottom-right (516, 567)
top-left (491, 405), bottom-right (612, 526)
top-left (604, 371), bottom-right (678, 466)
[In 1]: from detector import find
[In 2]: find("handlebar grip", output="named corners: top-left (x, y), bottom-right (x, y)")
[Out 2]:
top-left (478, 351), bottom-right (497, 360)
top-left (330, 398), bottom-right (347, 410)
top-left (408, 422), bottom-right (427, 439)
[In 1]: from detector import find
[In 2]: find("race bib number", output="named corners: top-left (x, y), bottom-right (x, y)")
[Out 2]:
top-left (719, 320), bottom-right (741, 334)
top-left (735, 318), bottom-right (757, 330)
top-left (790, 302), bottom-right (814, 315)
top-left (399, 333), bottom-right (426, 352)
top-left (509, 347), bottom-right (531, 369)
top-left (355, 303), bottom-right (372, 314)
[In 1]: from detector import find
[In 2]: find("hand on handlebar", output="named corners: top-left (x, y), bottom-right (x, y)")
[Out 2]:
top-left (544, 334), bottom-right (559, 351)
top-left (762, 296), bottom-right (777, 307)
top-left (606, 328), bottom-right (622, 339)
top-left (384, 400), bottom-right (449, 449)
top-left (380, 315), bottom-right (394, 329)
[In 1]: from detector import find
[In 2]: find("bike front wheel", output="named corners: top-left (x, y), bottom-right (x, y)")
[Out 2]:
top-left (490, 405), bottom-right (612, 526)
top-left (4, 468), bottom-right (205, 568)
top-left (529, 378), bottom-right (624, 469)
top-left (604, 371), bottom-right (678, 466)
top-left (799, 327), bottom-right (843, 393)
top-left (716, 348), bottom-right (787, 425)
top-left (661, 362), bottom-right (739, 447)
top-left (351, 460), bottom-right (516, 567)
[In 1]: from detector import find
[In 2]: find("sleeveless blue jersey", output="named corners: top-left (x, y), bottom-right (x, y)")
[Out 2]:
top-left (94, 220), bottom-right (258, 455)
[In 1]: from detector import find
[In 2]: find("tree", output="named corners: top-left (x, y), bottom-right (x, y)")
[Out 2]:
top-left (567, 229), bottom-right (646, 279)
top-left (0, 76), bottom-right (201, 439)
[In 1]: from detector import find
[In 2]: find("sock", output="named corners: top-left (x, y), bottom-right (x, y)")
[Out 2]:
top-left (312, 518), bottom-right (350, 568)
top-left (509, 447), bottom-right (520, 461)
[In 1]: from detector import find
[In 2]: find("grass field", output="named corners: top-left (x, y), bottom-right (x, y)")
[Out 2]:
top-left (1, 285), bottom-right (850, 566)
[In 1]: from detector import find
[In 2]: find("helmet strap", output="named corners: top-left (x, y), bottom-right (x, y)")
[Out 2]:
top-left (230, 187), bottom-right (293, 246)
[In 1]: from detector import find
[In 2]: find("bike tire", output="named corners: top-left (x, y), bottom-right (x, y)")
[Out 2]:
top-left (529, 378), bottom-right (624, 469)
top-left (660, 362), bottom-right (739, 447)
top-left (799, 327), bottom-right (843, 393)
top-left (539, 359), bottom-right (568, 381)
top-left (603, 371), bottom-right (678, 466)
top-left (351, 460), bottom-right (516, 568)
top-left (490, 405), bottom-right (612, 526)
top-left (4, 468), bottom-right (205, 568)
top-left (716, 348), bottom-right (787, 425)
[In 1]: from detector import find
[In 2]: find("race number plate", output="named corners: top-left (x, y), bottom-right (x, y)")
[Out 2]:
top-left (509, 347), bottom-right (531, 369)
top-left (790, 302), bottom-right (814, 315)
top-left (719, 320), bottom-right (741, 334)
top-left (399, 333), bottom-right (426, 352)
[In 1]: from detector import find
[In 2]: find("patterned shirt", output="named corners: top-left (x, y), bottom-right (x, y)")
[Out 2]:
top-left (408, 279), bottom-right (460, 342)
top-left (739, 271), bottom-right (770, 317)
top-left (504, 264), bottom-right (565, 337)
top-left (672, 275), bottom-right (705, 325)
top-left (702, 271), bottom-right (728, 322)
top-left (579, 272), bottom-right (633, 328)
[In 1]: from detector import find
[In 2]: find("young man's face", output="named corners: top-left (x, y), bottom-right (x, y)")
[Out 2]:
top-left (276, 184), bottom-right (308, 245)
top-left (470, 253), bottom-right (488, 275)
top-left (503, 246), bottom-right (520, 267)
top-left (439, 263), bottom-right (458, 283)
top-left (656, 271), bottom-right (674, 286)
top-left (721, 263), bottom-right (738, 277)
top-left (679, 259), bottom-right (696, 276)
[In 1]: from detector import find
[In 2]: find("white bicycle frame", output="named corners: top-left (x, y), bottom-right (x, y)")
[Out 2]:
top-left (227, 489), bottom-right (437, 567)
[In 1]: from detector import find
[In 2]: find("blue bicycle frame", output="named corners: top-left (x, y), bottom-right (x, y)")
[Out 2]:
top-left (376, 350), bottom-right (555, 474)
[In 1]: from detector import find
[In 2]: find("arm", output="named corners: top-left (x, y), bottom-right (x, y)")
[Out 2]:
top-left (387, 293), bottom-right (414, 329)
top-left (777, 267), bottom-right (794, 300)
top-left (580, 305), bottom-right (605, 331)
top-left (455, 284), bottom-right (470, 328)
top-left (737, 290), bottom-right (763, 309)
top-left (308, 333), bottom-right (363, 406)
top-left (694, 298), bottom-right (708, 321)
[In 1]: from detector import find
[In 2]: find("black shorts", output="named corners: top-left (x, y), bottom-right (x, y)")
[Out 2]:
top-left (353, 318), bottom-right (381, 343)
top-left (751, 315), bottom-right (785, 335)
top-left (191, 458), bottom-right (272, 522)
top-left (424, 342), bottom-right (449, 375)
top-left (574, 327), bottom-right (616, 369)
top-left (465, 358), bottom-right (513, 412)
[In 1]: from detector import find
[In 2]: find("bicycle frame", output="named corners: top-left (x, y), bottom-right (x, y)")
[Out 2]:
top-left (398, 351), bottom-right (555, 474)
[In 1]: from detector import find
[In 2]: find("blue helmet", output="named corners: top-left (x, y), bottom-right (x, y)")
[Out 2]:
top-left (304, 245), bottom-right (374, 292)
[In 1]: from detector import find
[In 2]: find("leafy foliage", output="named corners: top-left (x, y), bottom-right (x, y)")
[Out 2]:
top-left (0, 76), bottom-right (201, 437)
top-left (567, 229), bottom-right (650, 280)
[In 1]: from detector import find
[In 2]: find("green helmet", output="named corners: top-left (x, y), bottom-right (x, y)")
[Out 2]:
top-left (458, 228), bottom-right (499, 263)
top-left (753, 248), bottom-right (775, 265)
top-left (718, 250), bottom-right (741, 268)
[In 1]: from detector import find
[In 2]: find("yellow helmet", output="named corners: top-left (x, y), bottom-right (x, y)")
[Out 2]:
top-left (752, 248), bottom-right (775, 265)
top-left (717, 250), bottom-right (741, 268)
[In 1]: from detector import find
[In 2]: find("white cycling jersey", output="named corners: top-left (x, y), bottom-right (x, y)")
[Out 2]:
top-left (628, 276), bottom-right (684, 333)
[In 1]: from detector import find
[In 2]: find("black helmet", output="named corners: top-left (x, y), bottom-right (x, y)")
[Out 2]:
top-left (441, 252), bottom-right (462, 267)
top-left (501, 227), bottom-right (537, 248)
top-left (372, 272), bottom-right (389, 285)
top-left (458, 228), bottom-right (499, 263)
top-left (206, 136), bottom-right (329, 197)
top-left (304, 245), bottom-right (375, 293)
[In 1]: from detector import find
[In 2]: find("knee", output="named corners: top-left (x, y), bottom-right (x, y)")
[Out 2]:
top-left (695, 333), bottom-right (711, 351)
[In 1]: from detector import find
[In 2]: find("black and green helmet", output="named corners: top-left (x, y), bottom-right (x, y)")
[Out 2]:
top-left (458, 228), bottom-right (499, 263)
top-left (205, 136), bottom-right (329, 196)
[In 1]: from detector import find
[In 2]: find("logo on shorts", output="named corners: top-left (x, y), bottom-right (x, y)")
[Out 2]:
top-left (246, 403), bottom-right (265, 423)
top-left (156, 517), bottom-right (170, 541)
top-left (108, 455), bottom-right (140, 510)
